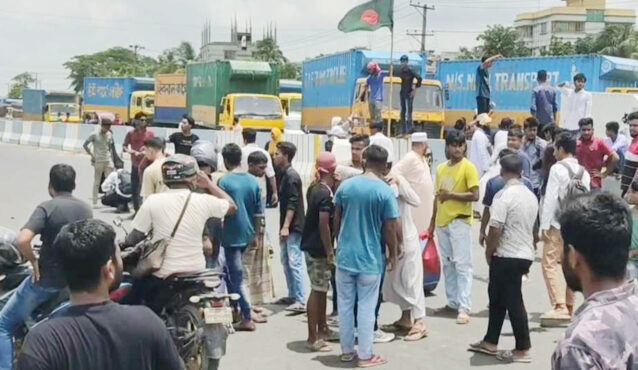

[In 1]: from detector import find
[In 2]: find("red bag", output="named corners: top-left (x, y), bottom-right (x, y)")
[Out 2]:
top-left (420, 232), bottom-right (441, 276)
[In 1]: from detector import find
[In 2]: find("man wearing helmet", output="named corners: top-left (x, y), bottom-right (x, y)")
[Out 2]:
top-left (123, 154), bottom-right (236, 307)
top-left (363, 61), bottom-right (387, 124)
top-left (398, 55), bottom-right (422, 137)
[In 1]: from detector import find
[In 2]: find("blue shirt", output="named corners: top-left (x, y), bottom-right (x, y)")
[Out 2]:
top-left (367, 71), bottom-right (387, 102)
top-left (518, 149), bottom-right (532, 181)
top-left (219, 173), bottom-right (262, 248)
top-left (483, 175), bottom-right (534, 207)
top-left (531, 84), bottom-right (558, 125)
top-left (476, 65), bottom-right (490, 98)
top-left (334, 176), bottom-right (399, 275)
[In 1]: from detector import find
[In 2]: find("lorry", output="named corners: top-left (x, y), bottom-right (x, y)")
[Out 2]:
top-left (187, 60), bottom-right (282, 129)
top-left (302, 49), bottom-right (445, 137)
top-left (154, 73), bottom-right (187, 126)
top-left (22, 89), bottom-right (80, 122)
top-left (83, 77), bottom-right (155, 123)
top-left (437, 54), bottom-right (638, 127)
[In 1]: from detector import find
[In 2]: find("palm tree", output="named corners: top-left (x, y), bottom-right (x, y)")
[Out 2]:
top-left (254, 38), bottom-right (287, 65)
top-left (598, 25), bottom-right (638, 59)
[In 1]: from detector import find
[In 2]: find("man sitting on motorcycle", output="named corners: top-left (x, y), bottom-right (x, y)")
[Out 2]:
top-left (0, 164), bottom-right (92, 369)
top-left (18, 219), bottom-right (183, 370)
top-left (122, 154), bottom-right (236, 310)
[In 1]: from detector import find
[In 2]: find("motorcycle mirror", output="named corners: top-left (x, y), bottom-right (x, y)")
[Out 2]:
top-left (189, 295), bottom-right (201, 304)
top-left (113, 218), bottom-right (123, 227)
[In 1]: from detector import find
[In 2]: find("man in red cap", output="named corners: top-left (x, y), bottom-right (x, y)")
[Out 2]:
top-left (300, 152), bottom-right (339, 352)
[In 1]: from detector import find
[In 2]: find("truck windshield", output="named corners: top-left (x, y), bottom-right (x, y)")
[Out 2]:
top-left (382, 84), bottom-right (443, 111)
top-left (144, 97), bottom-right (154, 109)
top-left (50, 104), bottom-right (78, 115)
top-left (289, 99), bottom-right (302, 113)
top-left (235, 96), bottom-right (282, 117)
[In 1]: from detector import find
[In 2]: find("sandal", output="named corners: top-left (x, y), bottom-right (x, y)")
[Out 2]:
top-left (252, 313), bottom-right (268, 324)
top-left (305, 340), bottom-right (332, 353)
top-left (404, 325), bottom-right (428, 342)
top-left (468, 341), bottom-right (498, 356)
top-left (380, 322), bottom-right (411, 332)
top-left (497, 350), bottom-right (532, 363)
top-left (340, 353), bottom-right (356, 362)
top-left (357, 354), bottom-right (387, 368)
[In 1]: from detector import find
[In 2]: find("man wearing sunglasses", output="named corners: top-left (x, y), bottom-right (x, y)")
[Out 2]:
top-left (123, 117), bottom-right (154, 212)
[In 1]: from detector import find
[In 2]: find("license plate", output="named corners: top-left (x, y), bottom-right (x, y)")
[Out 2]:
top-left (203, 307), bottom-right (233, 324)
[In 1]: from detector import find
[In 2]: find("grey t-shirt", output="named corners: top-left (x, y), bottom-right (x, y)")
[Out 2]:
top-left (476, 65), bottom-right (490, 98)
top-left (85, 132), bottom-right (114, 163)
top-left (24, 193), bottom-right (92, 288)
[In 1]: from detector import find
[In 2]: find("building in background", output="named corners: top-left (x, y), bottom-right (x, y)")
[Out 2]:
top-left (515, 0), bottom-right (636, 55)
top-left (200, 18), bottom-right (277, 62)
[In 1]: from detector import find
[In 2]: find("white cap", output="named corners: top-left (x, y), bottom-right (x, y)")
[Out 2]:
top-left (476, 113), bottom-right (492, 126)
top-left (331, 116), bottom-right (342, 127)
top-left (327, 126), bottom-right (347, 138)
top-left (411, 132), bottom-right (428, 143)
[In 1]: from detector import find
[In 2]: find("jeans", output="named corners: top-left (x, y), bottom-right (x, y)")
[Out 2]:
top-left (400, 91), bottom-right (414, 134)
top-left (476, 97), bottom-right (490, 114)
top-left (280, 231), bottom-right (307, 304)
top-left (225, 247), bottom-right (251, 320)
top-left (131, 165), bottom-right (141, 211)
top-left (337, 268), bottom-right (381, 361)
top-left (484, 257), bottom-right (532, 351)
top-left (436, 219), bottom-right (473, 313)
top-left (92, 162), bottom-right (113, 204)
top-left (0, 277), bottom-right (60, 370)
top-left (354, 270), bottom-right (384, 331)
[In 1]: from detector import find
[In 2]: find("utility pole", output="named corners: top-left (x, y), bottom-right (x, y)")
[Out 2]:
top-left (129, 44), bottom-right (145, 76)
top-left (406, 1), bottom-right (435, 54)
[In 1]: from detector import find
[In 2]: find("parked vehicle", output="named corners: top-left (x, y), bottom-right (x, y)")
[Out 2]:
top-left (83, 77), bottom-right (155, 124)
top-left (218, 93), bottom-right (284, 130)
top-left (22, 89), bottom-right (78, 122)
top-left (279, 79), bottom-right (302, 94)
top-left (280, 92), bottom-right (302, 130)
top-left (44, 103), bottom-right (81, 122)
top-left (155, 73), bottom-right (187, 127)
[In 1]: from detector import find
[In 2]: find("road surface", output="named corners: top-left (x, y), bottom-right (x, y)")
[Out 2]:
top-left (0, 142), bottom-right (578, 369)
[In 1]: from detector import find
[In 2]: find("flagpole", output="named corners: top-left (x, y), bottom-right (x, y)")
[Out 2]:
top-left (387, 27), bottom-right (394, 137)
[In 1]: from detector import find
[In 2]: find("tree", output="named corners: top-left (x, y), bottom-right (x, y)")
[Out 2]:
top-left (281, 62), bottom-right (300, 79)
top-left (597, 25), bottom-right (638, 59)
top-left (8, 72), bottom-right (35, 99)
top-left (574, 35), bottom-right (597, 54)
top-left (477, 25), bottom-right (531, 58)
top-left (254, 38), bottom-right (287, 65)
top-left (157, 41), bottom-right (196, 73)
top-left (540, 36), bottom-right (574, 56)
top-left (457, 46), bottom-right (481, 60)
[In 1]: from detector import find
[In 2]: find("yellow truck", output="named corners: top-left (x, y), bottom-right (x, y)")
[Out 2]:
top-left (606, 87), bottom-right (638, 94)
top-left (351, 77), bottom-right (445, 137)
top-left (218, 93), bottom-right (285, 130)
top-left (44, 103), bottom-right (82, 122)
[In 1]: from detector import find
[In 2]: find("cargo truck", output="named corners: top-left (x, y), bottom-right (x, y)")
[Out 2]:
top-left (302, 49), bottom-right (445, 137)
top-left (187, 60), bottom-right (282, 129)
top-left (22, 89), bottom-right (80, 122)
top-left (154, 73), bottom-right (187, 126)
top-left (83, 77), bottom-right (155, 124)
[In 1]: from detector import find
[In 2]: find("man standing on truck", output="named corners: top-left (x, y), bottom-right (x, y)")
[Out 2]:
top-left (476, 54), bottom-right (503, 114)
top-left (559, 73), bottom-right (592, 136)
top-left (531, 70), bottom-right (558, 130)
top-left (398, 55), bottom-right (422, 137)
top-left (363, 62), bottom-right (387, 125)
top-left (123, 118), bottom-right (154, 212)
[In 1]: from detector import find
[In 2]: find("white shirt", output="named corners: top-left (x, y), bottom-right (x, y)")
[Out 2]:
top-left (561, 87), bottom-right (592, 131)
top-left (469, 128), bottom-right (492, 177)
top-left (540, 157), bottom-right (591, 231)
top-left (490, 129), bottom-right (509, 164)
top-left (131, 189), bottom-right (230, 278)
top-left (489, 179), bottom-right (538, 261)
top-left (604, 134), bottom-right (630, 154)
top-left (370, 132), bottom-right (394, 163)
top-left (101, 169), bottom-right (131, 198)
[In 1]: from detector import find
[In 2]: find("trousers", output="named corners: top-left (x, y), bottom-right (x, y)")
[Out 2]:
top-left (92, 162), bottom-right (113, 204)
top-left (400, 92), bottom-right (414, 134)
top-left (541, 227), bottom-right (574, 309)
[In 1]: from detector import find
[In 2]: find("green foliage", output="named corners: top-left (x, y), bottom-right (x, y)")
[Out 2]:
top-left (157, 41), bottom-right (196, 74)
top-left (457, 46), bottom-right (481, 60)
top-left (477, 25), bottom-right (532, 58)
top-left (281, 62), bottom-right (301, 79)
top-left (254, 38), bottom-right (287, 65)
top-left (574, 35), bottom-right (597, 54)
top-left (540, 36), bottom-right (575, 56)
top-left (8, 72), bottom-right (35, 99)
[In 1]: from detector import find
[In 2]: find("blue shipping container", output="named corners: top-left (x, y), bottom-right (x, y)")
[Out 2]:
top-left (155, 107), bottom-right (186, 126)
top-left (302, 49), bottom-right (426, 129)
top-left (22, 89), bottom-right (46, 115)
top-left (83, 77), bottom-right (154, 108)
top-left (280, 79), bottom-right (302, 94)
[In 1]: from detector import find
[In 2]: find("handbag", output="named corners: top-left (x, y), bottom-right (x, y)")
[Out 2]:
top-left (133, 192), bottom-right (192, 278)
top-left (420, 232), bottom-right (441, 293)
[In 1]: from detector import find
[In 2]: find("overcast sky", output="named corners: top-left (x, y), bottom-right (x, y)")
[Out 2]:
top-left (2, 0), bottom-right (637, 95)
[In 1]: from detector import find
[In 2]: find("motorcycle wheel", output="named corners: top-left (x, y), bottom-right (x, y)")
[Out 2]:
top-left (172, 304), bottom-right (209, 370)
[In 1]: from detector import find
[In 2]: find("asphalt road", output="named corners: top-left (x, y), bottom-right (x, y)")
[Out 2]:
top-left (0, 142), bottom-right (580, 370)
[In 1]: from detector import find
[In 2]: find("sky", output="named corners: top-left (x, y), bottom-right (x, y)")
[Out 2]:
top-left (2, 0), bottom-right (637, 95)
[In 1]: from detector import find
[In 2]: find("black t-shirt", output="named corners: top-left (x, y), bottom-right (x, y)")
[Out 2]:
top-left (23, 193), bottom-right (92, 288)
top-left (278, 165), bottom-right (305, 233)
top-left (169, 132), bottom-right (199, 155)
top-left (398, 66), bottom-right (422, 94)
top-left (301, 183), bottom-right (334, 258)
top-left (18, 301), bottom-right (182, 370)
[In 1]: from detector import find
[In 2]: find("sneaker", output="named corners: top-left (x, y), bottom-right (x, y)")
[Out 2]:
top-left (274, 297), bottom-right (295, 305)
top-left (373, 329), bottom-right (395, 343)
top-left (327, 315), bottom-right (339, 327)
top-left (456, 312), bottom-right (470, 325)
top-left (285, 302), bottom-right (306, 313)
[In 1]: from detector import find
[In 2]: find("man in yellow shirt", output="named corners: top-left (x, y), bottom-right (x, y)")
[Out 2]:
top-left (428, 130), bottom-right (479, 325)
top-left (140, 137), bottom-right (168, 199)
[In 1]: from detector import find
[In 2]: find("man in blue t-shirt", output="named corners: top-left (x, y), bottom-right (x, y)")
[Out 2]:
top-left (476, 54), bottom-right (503, 114)
top-left (218, 143), bottom-right (263, 332)
top-left (364, 62), bottom-right (388, 124)
top-left (333, 144), bottom-right (399, 368)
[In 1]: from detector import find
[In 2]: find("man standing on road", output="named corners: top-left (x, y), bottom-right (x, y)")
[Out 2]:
top-left (168, 116), bottom-right (199, 155)
top-left (334, 145), bottom-right (399, 368)
top-left (428, 130), bottom-right (479, 325)
top-left (18, 219), bottom-right (183, 370)
top-left (240, 129), bottom-right (278, 206)
top-left (553, 193), bottom-right (638, 369)
top-left (123, 118), bottom-right (154, 212)
top-left (604, 121), bottom-right (629, 174)
top-left (540, 134), bottom-right (590, 325)
top-left (531, 70), bottom-right (558, 129)
top-left (336, 134), bottom-right (369, 181)
top-left (140, 137), bottom-right (167, 199)
top-left (469, 154), bottom-right (537, 364)
top-left (476, 54), bottom-right (503, 114)
top-left (364, 62), bottom-right (387, 124)
top-left (301, 152), bottom-right (338, 352)
top-left (507, 126), bottom-right (532, 181)
top-left (219, 143), bottom-right (263, 332)
top-left (273, 142), bottom-right (308, 313)
top-left (83, 120), bottom-right (115, 206)
top-left (398, 55), bottom-right (422, 136)
top-left (622, 112), bottom-right (638, 195)
top-left (575, 118), bottom-right (618, 191)
top-left (468, 113), bottom-right (492, 178)
top-left (559, 73), bottom-right (592, 135)
top-left (0, 164), bottom-right (92, 368)
top-left (522, 117), bottom-right (547, 196)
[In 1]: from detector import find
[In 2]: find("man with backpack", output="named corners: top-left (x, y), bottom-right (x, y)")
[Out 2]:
top-left (539, 134), bottom-right (590, 326)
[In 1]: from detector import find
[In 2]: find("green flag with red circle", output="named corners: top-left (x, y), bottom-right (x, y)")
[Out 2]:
top-left (338, 0), bottom-right (394, 33)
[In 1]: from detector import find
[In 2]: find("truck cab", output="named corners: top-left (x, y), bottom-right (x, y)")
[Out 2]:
top-left (219, 93), bottom-right (285, 130)
top-left (44, 103), bottom-right (81, 122)
top-left (351, 77), bottom-right (445, 138)
top-left (130, 91), bottom-right (155, 121)
top-left (279, 92), bottom-right (302, 130)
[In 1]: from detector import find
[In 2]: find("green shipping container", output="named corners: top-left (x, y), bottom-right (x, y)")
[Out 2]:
top-left (187, 60), bottom-right (280, 127)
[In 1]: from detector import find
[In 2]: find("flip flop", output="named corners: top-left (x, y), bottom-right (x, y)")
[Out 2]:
top-left (357, 355), bottom-right (387, 368)
top-left (497, 350), bottom-right (532, 363)
top-left (305, 340), bottom-right (332, 353)
top-left (404, 326), bottom-right (428, 342)
top-left (252, 313), bottom-right (268, 324)
top-left (380, 322), bottom-right (411, 332)
top-left (340, 353), bottom-right (356, 362)
top-left (468, 341), bottom-right (498, 356)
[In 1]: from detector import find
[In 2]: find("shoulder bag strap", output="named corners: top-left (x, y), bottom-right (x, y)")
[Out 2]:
top-left (170, 192), bottom-right (192, 238)
top-left (558, 161), bottom-right (575, 179)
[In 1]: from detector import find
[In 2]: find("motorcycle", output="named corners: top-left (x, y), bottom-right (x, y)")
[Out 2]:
top-left (113, 218), bottom-right (238, 370)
